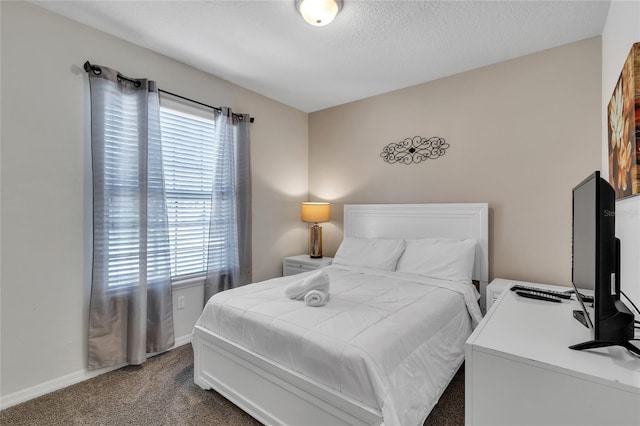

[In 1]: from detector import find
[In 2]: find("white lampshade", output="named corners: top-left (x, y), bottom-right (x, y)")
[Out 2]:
top-left (296, 0), bottom-right (342, 26)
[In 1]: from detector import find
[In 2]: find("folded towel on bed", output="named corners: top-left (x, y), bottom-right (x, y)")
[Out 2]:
top-left (304, 289), bottom-right (330, 307)
top-left (284, 270), bottom-right (330, 300)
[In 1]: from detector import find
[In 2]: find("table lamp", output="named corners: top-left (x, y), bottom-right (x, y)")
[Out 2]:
top-left (301, 202), bottom-right (330, 258)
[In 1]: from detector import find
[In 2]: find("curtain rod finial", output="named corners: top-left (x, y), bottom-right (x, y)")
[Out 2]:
top-left (84, 61), bottom-right (102, 76)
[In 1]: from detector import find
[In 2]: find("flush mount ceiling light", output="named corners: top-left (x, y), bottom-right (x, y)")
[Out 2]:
top-left (295, 0), bottom-right (343, 26)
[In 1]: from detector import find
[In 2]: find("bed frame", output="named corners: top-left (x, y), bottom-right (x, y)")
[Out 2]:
top-left (192, 203), bottom-right (489, 426)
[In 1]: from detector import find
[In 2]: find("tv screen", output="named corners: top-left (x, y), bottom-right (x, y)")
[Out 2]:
top-left (572, 174), bottom-right (597, 293)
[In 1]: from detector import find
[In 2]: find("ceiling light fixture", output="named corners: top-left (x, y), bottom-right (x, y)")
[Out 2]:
top-left (295, 0), bottom-right (342, 26)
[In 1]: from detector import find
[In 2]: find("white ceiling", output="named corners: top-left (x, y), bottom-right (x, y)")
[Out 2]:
top-left (32, 0), bottom-right (611, 112)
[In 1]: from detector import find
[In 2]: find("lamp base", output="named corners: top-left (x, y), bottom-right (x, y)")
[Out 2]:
top-left (309, 224), bottom-right (323, 258)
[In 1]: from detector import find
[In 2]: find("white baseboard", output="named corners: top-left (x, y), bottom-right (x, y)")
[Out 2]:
top-left (0, 334), bottom-right (192, 411)
top-left (173, 334), bottom-right (193, 348)
top-left (0, 362), bottom-right (126, 411)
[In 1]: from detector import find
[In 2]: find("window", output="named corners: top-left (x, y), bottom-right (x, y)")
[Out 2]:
top-left (99, 91), bottom-right (233, 286)
top-left (159, 97), bottom-right (218, 280)
top-left (99, 86), bottom-right (171, 289)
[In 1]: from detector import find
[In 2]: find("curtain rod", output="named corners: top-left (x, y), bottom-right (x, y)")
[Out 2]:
top-left (158, 89), bottom-right (255, 124)
top-left (83, 61), bottom-right (254, 123)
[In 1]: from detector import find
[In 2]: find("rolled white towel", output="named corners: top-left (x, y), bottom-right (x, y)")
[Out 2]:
top-left (285, 271), bottom-right (330, 300)
top-left (285, 270), bottom-right (330, 300)
top-left (304, 289), bottom-right (330, 307)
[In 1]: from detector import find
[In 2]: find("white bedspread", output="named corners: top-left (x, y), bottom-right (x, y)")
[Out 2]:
top-left (195, 265), bottom-right (482, 426)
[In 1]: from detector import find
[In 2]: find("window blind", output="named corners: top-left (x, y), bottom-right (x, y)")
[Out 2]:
top-left (103, 94), bottom-right (143, 288)
top-left (97, 83), bottom-right (171, 289)
top-left (159, 104), bottom-right (219, 279)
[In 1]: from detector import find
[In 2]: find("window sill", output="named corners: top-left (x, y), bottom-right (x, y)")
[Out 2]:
top-left (172, 275), bottom-right (205, 290)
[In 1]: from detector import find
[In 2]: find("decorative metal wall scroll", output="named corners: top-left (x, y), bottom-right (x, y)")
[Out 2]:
top-left (380, 136), bottom-right (449, 165)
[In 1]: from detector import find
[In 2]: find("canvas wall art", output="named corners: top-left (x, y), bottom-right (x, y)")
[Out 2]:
top-left (608, 42), bottom-right (640, 199)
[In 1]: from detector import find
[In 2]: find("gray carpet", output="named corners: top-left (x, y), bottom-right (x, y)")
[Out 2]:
top-left (0, 344), bottom-right (464, 425)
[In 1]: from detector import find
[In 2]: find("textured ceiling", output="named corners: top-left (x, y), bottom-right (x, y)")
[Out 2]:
top-left (32, 0), bottom-right (611, 112)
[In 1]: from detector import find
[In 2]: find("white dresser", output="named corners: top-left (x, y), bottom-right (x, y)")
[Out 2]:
top-left (465, 280), bottom-right (640, 426)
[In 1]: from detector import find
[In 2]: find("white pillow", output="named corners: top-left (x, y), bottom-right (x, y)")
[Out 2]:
top-left (395, 238), bottom-right (476, 283)
top-left (333, 238), bottom-right (406, 271)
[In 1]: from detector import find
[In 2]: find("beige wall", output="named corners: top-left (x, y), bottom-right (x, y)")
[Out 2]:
top-left (0, 1), bottom-right (308, 399)
top-left (309, 37), bottom-right (602, 287)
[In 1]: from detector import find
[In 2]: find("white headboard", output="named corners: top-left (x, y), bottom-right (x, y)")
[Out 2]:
top-left (343, 203), bottom-right (489, 286)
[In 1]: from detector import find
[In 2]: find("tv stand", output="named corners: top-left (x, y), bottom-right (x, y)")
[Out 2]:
top-left (570, 339), bottom-right (640, 356)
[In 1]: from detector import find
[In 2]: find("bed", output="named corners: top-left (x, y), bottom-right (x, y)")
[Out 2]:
top-left (192, 203), bottom-right (489, 426)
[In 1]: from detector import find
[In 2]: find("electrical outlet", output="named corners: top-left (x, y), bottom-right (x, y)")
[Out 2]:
top-left (177, 296), bottom-right (185, 310)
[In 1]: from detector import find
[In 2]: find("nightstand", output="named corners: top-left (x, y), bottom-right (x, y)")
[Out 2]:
top-left (283, 255), bottom-right (333, 276)
top-left (485, 278), bottom-right (512, 312)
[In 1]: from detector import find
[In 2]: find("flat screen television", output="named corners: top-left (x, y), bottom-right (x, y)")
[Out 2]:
top-left (570, 171), bottom-right (638, 355)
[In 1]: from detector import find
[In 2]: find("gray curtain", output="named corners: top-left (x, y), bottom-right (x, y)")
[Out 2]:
top-left (86, 63), bottom-right (174, 370)
top-left (205, 107), bottom-right (252, 301)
